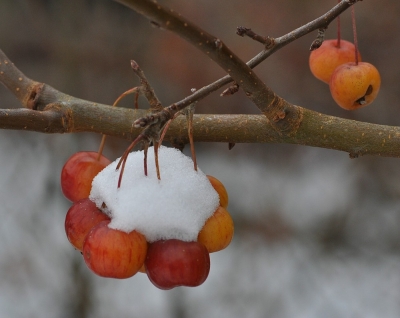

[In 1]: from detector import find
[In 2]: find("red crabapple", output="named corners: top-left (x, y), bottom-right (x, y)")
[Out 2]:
top-left (145, 239), bottom-right (210, 290)
top-left (65, 198), bottom-right (110, 251)
top-left (83, 220), bottom-right (147, 279)
top-left (309, 39), bottom-right (361, 84)
top-left (329, 62), bottom-right (381, 110)
top-left (61, 151), bottom-right (111, 202)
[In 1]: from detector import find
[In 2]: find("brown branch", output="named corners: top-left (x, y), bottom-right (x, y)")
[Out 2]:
top-left (130, 60), bottom-right (162, 112)
top-left (249, 0), bottom-right (361, 67)
top-left (115, 0), bottom-right (299, 135)
top-left (179, 0), bottom-right (360, 107)
top-left (2, 1), bottom-right (399, 159)
top-left (0, 50), bottom-right (44, 109)
top-left (2, 104), bottom-right (400, 158)
top-left (236, 27), bottom-right (274, 48)
top-left (0, 50), bottom-right (399, 158)
top-left (0, 108), bottom-right (65, 133)
top-left (117, 0), bottom-right (360, 134)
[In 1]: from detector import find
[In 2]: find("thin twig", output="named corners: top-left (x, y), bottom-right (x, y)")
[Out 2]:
top-left (130, 60), bottom-right (163, 112)
top-left (97, 86), bottom-right (141, 161)
top-left (186, 104), bottom-right (197, 171)
top-left (116, 133), bottom-right (147, 187)
top-left (153, 140), bottom-right (161, 180)
top-left (236, 27), bottom-right (275, 48)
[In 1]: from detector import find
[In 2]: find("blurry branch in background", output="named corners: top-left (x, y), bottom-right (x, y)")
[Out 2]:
top-left (2, 0), bottom-right (400, 158)
top-left (117, 0), bottom-right (359, 133)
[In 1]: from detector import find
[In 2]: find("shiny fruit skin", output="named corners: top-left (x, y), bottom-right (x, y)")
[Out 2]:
top-left (309, 39), bottom-right (361, 84)
top-left (65, 198), bottom-right (110, 251)
top-left (198, 206), bottom-right (234, 253)
top-left (145, 239), bottom-right (210, 290)
top-left (207, 175), bottom-right (228, 208)
top-left (329, 62), bottom-right (381, 110)
top-left (61, 151), bottom-right (111, 202)
top-left (83, 220), bottom-right (147, 279)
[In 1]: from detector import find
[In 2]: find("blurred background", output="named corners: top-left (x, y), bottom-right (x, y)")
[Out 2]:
top-left (1, 0), bottom-right (400, 317)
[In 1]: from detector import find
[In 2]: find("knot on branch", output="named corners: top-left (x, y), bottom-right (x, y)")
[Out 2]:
top-left (265, 103), bottom-right (303, 136)
top-left (221, 83), bottom-right (240, 96)
top-left (310, 28), bottom-right (327, 51)
top-left (272, 110), bottom-right (286, 122)
top-left (25, 83), bottom-right (44, 110)
top-left (133, 107), bottom-right (174, 128)
top-left (215, 38), bottom-right (223, 50)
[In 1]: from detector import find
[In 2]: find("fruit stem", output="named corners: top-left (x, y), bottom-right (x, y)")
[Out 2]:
top-left (153, 141), bottom-right (161, 180)
top-left (143, 142), bottom-right (149, 176)
top-left (96, 87), bottom-right (140, 161)
top-left (336, 0), bottom-right (341, 48)
top-left (186, 105), bottom-right (198, 172)
top-left (159, 119), bottom-right (172, 145)
top-left (116, 134), bottom-right (145, 188)
top-left (97, 135), bottom-right (107, 161)
top-left (351, 5), bottom-right (359, 65)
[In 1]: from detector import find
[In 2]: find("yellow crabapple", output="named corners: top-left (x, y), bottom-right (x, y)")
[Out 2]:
top-left (197, 206), bottom-right (234, 253)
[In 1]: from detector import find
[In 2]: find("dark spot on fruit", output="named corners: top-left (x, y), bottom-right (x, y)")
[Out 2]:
top-left (365, 85), bottom-right (373, 96)
top-left (356, 85), bottom-right (373, 105)
top-left (356, 97), bottom-right (366, 105)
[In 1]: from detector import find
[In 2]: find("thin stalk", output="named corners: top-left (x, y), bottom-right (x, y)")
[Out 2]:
top-left (336, 0), bottom-right (341, 47)
top-left (351, 6), bottom-right (359, 65)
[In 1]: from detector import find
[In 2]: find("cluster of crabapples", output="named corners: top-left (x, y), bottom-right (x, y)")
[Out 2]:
top-left (61, 150), bottom-right (233, 289)
top-left (309, 39), bottom-right (381, 110)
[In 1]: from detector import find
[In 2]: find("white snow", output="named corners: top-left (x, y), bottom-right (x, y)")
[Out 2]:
top-left (89, 146), bottom-right (220, 242)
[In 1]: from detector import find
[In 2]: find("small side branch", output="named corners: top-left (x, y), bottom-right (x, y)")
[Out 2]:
top-left (310, 28), bottom-right (327, 51)
top-left (236, 27), bottom-right (275, 48)
top-left (130, 60), bottom-right (163, 112)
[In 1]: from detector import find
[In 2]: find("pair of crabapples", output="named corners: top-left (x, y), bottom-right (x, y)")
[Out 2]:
top-left (309, 39), bottom-right (381, 110)
top-left (65, 198), bottom-right (147, 278)
top-left (62, 151), bottom-right (146, 279)
top-left (61, 149), bottom-right (234, 289)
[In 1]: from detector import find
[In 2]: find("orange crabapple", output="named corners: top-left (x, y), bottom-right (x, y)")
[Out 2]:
top-left (207, 175), bottom-right (228, 208)
top-left (309, 39), bottom-right (361, 84)
top-left (83, 220), bottom-right (147, 279)
top-left (329, 61), bottom-right (381, 110)
top-left (197, 206), bottom-right (234, 253)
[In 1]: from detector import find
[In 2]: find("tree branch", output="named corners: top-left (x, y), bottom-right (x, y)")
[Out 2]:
top-left (115, 0), bottom-right (361, 133)
top-left (167, 0), bottom-right (361, 115)
top-left (114, 0), bottom-right (302, 135)
top-left (2, 1), bottom-right (399, 159)
top-left (1, 103), bottom-right (400, 158)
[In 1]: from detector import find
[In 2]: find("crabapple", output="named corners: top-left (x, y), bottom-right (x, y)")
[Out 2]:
top-left (197, 206), bottom-right (234, 253)
top-left (145, 239), bottom-right (210, 290)
top-left (65, 198), bottom-right (110, 251)
top-left (309, 39), bottom-right (361, 84)
top-left (207, 175), bottom-right (228, 208)
top-left (61, 151), bottom-right (111, 202)
top-left (83, 220), bottom-right (147, 279)
top-left (329, 62), bottom-right (381, 110)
